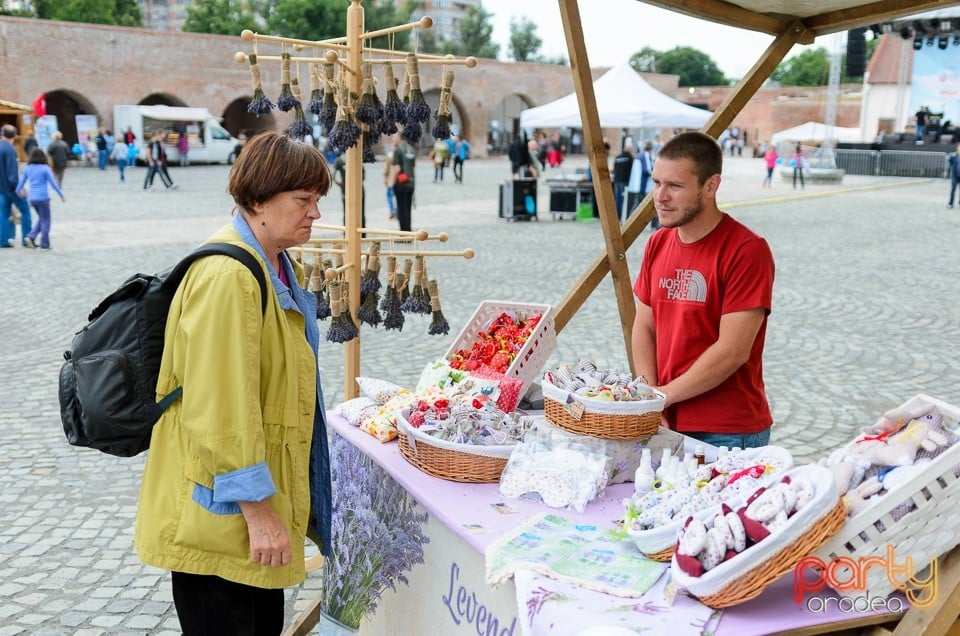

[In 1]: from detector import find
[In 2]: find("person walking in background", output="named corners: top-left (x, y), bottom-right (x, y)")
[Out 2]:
top-left (144, 130), bottom-right (176, 190)
top-left (947, 143), bottom-right (960, 208)
top-left (95, 128), bottom-right (108, 170)
top-left (23, 133), bottom-right (38, 156)
top-left (110, 138), bottom-right (130, 182)
top-left (791, 143), bottom-right (805, 189)
top-left (632, 132), bottom-right (775, 449)
top-left (452, 135), bottom-right (470, 183)
top-left (612, 142), bottom-right (634, 220)
top-left (46, 131), bottom-right (70, 186)
top-left (382, 143), bottom-right (396, 219)
top-left (123, 126), bottom-right (136, 146)
top-left (389, 133), bottom-right (416, 232)
top-left (762, 143), bottom-right (778, 188)
top-left (915, 106), bottom-right (929, 143)
top-left (0, 124), bottom-right (31, 247)
top-left (177, 131), bottom-right (190, 167)
top-left (16, 148), bottom-right (64, 250)
top-left (430, 137), bottom-right (449, 182)
top-left (135, 132), bottom-right (334, 636)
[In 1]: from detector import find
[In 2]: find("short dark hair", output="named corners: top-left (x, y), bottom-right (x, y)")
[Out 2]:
top-left (657, 132), bottom-right (722, 186)
top-left (227, 132), bottom-right (331, 213)
top-left (28, 147), bottom-right (47, 164)
top-left (1, 125), bottom-right (16, 140)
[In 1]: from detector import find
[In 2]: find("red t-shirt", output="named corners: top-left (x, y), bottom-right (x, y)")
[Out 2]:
top-left (633, 214), bottom-right (775, 434)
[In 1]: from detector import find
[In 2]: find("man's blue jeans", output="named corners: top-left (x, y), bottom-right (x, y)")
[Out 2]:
top-left (0, 191), bottom-right (31, 246)
top-left (685, 429), bottom-right (771, 450)
top-left (98, 149), bottom-right (108, 170)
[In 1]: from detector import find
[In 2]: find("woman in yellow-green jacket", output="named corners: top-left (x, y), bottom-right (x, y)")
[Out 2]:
top-left (135, 133), bottom-right (333, 636)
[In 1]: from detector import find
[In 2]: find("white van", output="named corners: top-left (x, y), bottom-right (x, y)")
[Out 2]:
top-left (113, 105), bottom-right (238, 164)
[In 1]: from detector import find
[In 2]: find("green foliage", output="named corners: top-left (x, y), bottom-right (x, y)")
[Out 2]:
top-left (657, 46), bottom-right (725, 86)
top-left (771, 47), bottom-right (831, 85)
top-left (32, 0), bottom-right (142, 26)
top-left (449, 4), bottom-right (498, 59)
top-left (629, 46), bottom-right (660, 73)
top-left (508, 16), bottom-right (541, 62)
top-left (182, 0), bottom-right (260, 35)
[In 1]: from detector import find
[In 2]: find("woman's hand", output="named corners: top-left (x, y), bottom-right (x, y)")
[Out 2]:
top-left (238, 499), bottom-right (291, 567)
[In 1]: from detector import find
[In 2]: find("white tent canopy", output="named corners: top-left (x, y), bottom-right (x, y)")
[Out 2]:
top-left (519, 62), bottom-right (712, 130)
top-left (771, 121), bottom-right (863, 144)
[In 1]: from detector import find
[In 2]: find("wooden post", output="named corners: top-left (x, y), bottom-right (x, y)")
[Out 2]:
top-left (343, 0), bottom-right (364, 400)
top-left (557, 0), bottom-right (636, 372)
top-left (550, 18), bottom-right (809, 375)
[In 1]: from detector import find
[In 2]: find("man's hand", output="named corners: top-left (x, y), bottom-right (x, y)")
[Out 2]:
top-left (238, 499), bottom-right (291, 568)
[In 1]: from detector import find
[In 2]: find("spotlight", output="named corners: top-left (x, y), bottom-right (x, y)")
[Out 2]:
top-left (900, 26), bottom-right (913, 39)
top-left (953, 34), bottom-right (960, 46)
top-left (914, 37), bottom-right (924, 51)
top-left (880, 23), bottom-right (894, 35)
top-left (939, 36), bottom-right (949, 50)
top-left (941, 21), bottom-right (953, 33)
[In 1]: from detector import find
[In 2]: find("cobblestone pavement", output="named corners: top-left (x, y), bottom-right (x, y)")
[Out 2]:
top-left (1, 153), bottom-right (958, 634)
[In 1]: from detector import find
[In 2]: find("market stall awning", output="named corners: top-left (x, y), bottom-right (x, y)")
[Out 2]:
top-left (770, 121), bottom-right (864, 144)
top-left (519, 62), bottom-right (712, 130)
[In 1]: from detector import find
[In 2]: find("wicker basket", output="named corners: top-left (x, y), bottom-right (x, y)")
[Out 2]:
top-left (541, 379), bottom-right (664, 440)
top-left (396, 409), bottom-right (515, 483)
top-left (444, 300), bottom-right (556, 397)
top-left (671, 464), bottom-right (844, 609)
top-left (627, 445), bottom-right (795, 560)
top-left (813, 394), bottom-right (960, 601)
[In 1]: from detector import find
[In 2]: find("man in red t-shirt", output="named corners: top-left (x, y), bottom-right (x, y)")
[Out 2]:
top-left (632, 132), bottom-right (775, 449)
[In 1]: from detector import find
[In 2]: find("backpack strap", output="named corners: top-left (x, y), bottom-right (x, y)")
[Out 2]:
top-left (165, 242), bottom-right (269, 316)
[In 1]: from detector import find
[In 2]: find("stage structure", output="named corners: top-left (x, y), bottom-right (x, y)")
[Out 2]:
top-left (235, 0), bottom-right (478, 400)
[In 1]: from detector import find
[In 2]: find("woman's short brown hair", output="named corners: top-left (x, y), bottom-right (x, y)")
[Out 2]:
top-left (228, 132), bottom-right (331, 213)
top-left (28, 147), bottom-right (48, 164)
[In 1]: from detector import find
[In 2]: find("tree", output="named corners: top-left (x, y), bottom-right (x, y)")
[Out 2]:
top-left (451, 5), bottom-right (499, 59)
top-left (263, 0), bottom-right (413, 49)
top-left (182, 0), bottom-right (260, 35)
top-left (32, 0), bottom-right (142, 26)
top-left (629, 46), bottom-right (661, 73)
top-left (771, 47), bottom-right (830, 86)
top-left (657, 46), bottom-right (725, 86)
top-left (508, 16), bottom-right (541, 62)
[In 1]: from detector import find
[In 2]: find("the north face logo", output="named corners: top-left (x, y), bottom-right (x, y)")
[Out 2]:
top-left (658, 269), bottom-right (707, 302)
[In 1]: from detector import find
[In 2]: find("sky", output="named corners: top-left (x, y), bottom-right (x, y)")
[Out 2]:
top-left (481, 0), bottom-right (846, 79)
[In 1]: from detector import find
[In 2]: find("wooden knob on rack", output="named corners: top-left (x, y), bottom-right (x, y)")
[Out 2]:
top-left (420, 16), bottom-right (433, 29)
top-left (463, 249), bottom-right (475, 259)
top-left (437, 232), bottom-right (449, 243)
top-left (414, 229), bottom-right (429, 241)
top-left (465, 57), bottom-right (478, 68)
top-left (325, 50), bottom-right (339, 64)
top-left (325, 268), bottom-right (338, 281)
top-left (241, 29), bottom-right (254, 41)
top-left (234, 52), bottom-right (248, 63)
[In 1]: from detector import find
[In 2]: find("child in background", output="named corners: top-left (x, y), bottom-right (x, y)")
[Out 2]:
top-left (16, 148), bottom-right (65, 250)
top-left (762, 143), bottom-right (778, 188)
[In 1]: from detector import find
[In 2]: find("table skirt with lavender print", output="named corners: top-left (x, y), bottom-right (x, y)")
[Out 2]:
top-left (326, 413), bottom-right (904, 635)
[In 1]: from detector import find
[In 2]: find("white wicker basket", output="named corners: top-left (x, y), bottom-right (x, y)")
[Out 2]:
top-left (444, 300), bottom-right (556, 397)
top-left (626, 445), bottom-right (795, 559)
top-left (812, 394), bottom-right (960, 601)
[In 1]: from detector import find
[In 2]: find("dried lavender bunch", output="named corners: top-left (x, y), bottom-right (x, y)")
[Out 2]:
top-left (319, 62), bottom-right (338, 132)
top-left (315, 287), bottom-right (331, 321)
top-left (427, 279), bottom-right (449, 336)
top-left (380, 256), bottom-right (399, 313)
top-left (287, 79), bottom-right (312, 139)
top-left (329, 84), bottom-right (361, 153)
top-left (276, 52), bottom-right (300, 112)
top-left (246, 54), bottom-right (275, 116)
top-left (362, 130), bottom-right (376, 164)
top-left (359, 248), bottom-right (382, 295)
top-left (307, 63), bottom-right (323, 115)
top-left (404, 53), bottom-right (431, 124)
top-left (354, 63), bottom-right (380, 133)
top-left (357, 290), bottom-right (382, 327)
top-left (381, 62), bottom-right (406, 132)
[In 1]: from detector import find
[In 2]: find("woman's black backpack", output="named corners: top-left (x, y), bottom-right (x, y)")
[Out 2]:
top-left (58, 243), bottom-right (268, 457)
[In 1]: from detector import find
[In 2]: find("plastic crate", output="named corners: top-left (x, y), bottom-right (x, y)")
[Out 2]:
top-left (812, 394), bottom-right (960, 601)
top-left (444, 300), bottom-right (556, 397)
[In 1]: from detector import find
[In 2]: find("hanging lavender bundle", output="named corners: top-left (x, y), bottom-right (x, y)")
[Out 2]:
top-left (381, 62), bottom-right (405, 135)
top-left (325, 283), bottom-right (350, 342)
top-left (399, 259), bottom-right (413, 305)
top-left (361, 129), bottom-right (376, 164)
top-left (307, 63), bottom-right (323, 116)
top-left (401, 255), bottom-right (431, 314)
top-left (380, 256), bottom-right (400, 313)
top-left (359, 245), bottom-right (382, 295)
top-left (276, 52), bottom-right (300, 112)
top-left (357, 289), bottom-right (382, 328)
top-left (399, 59), bottom-right (422, 144)
top-left (319, 62), bottom-right (338, 132)
top-left (309, 265), bottom-right (330, 321)
top-left (383, 266), bottom-right (405, 332)
top-left (405, 53), bottom-right (431, 125)
top-left (427, 279), bottom-right (449, 336)
top-left (432, 69), bottom-right (455, 141)
top-left (329, 84), bottom-right (362, 153)
top-left (354, 62), bottom-right (381, 138)
top-left (287, 78), bottom-right (312, 139)
top-left (246, 54), bottom-right (275, 116)
top-left (340, 284), bottom-right (361, 341)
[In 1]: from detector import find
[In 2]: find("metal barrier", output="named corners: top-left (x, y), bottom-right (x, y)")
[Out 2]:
top-left (834, 149), bottom-right (948, 178)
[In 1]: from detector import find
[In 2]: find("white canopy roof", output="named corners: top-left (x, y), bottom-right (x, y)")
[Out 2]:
top-left (770, 121), bottom-right (863, 144)
top-left (519, 62), bottom-right (712, 130)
